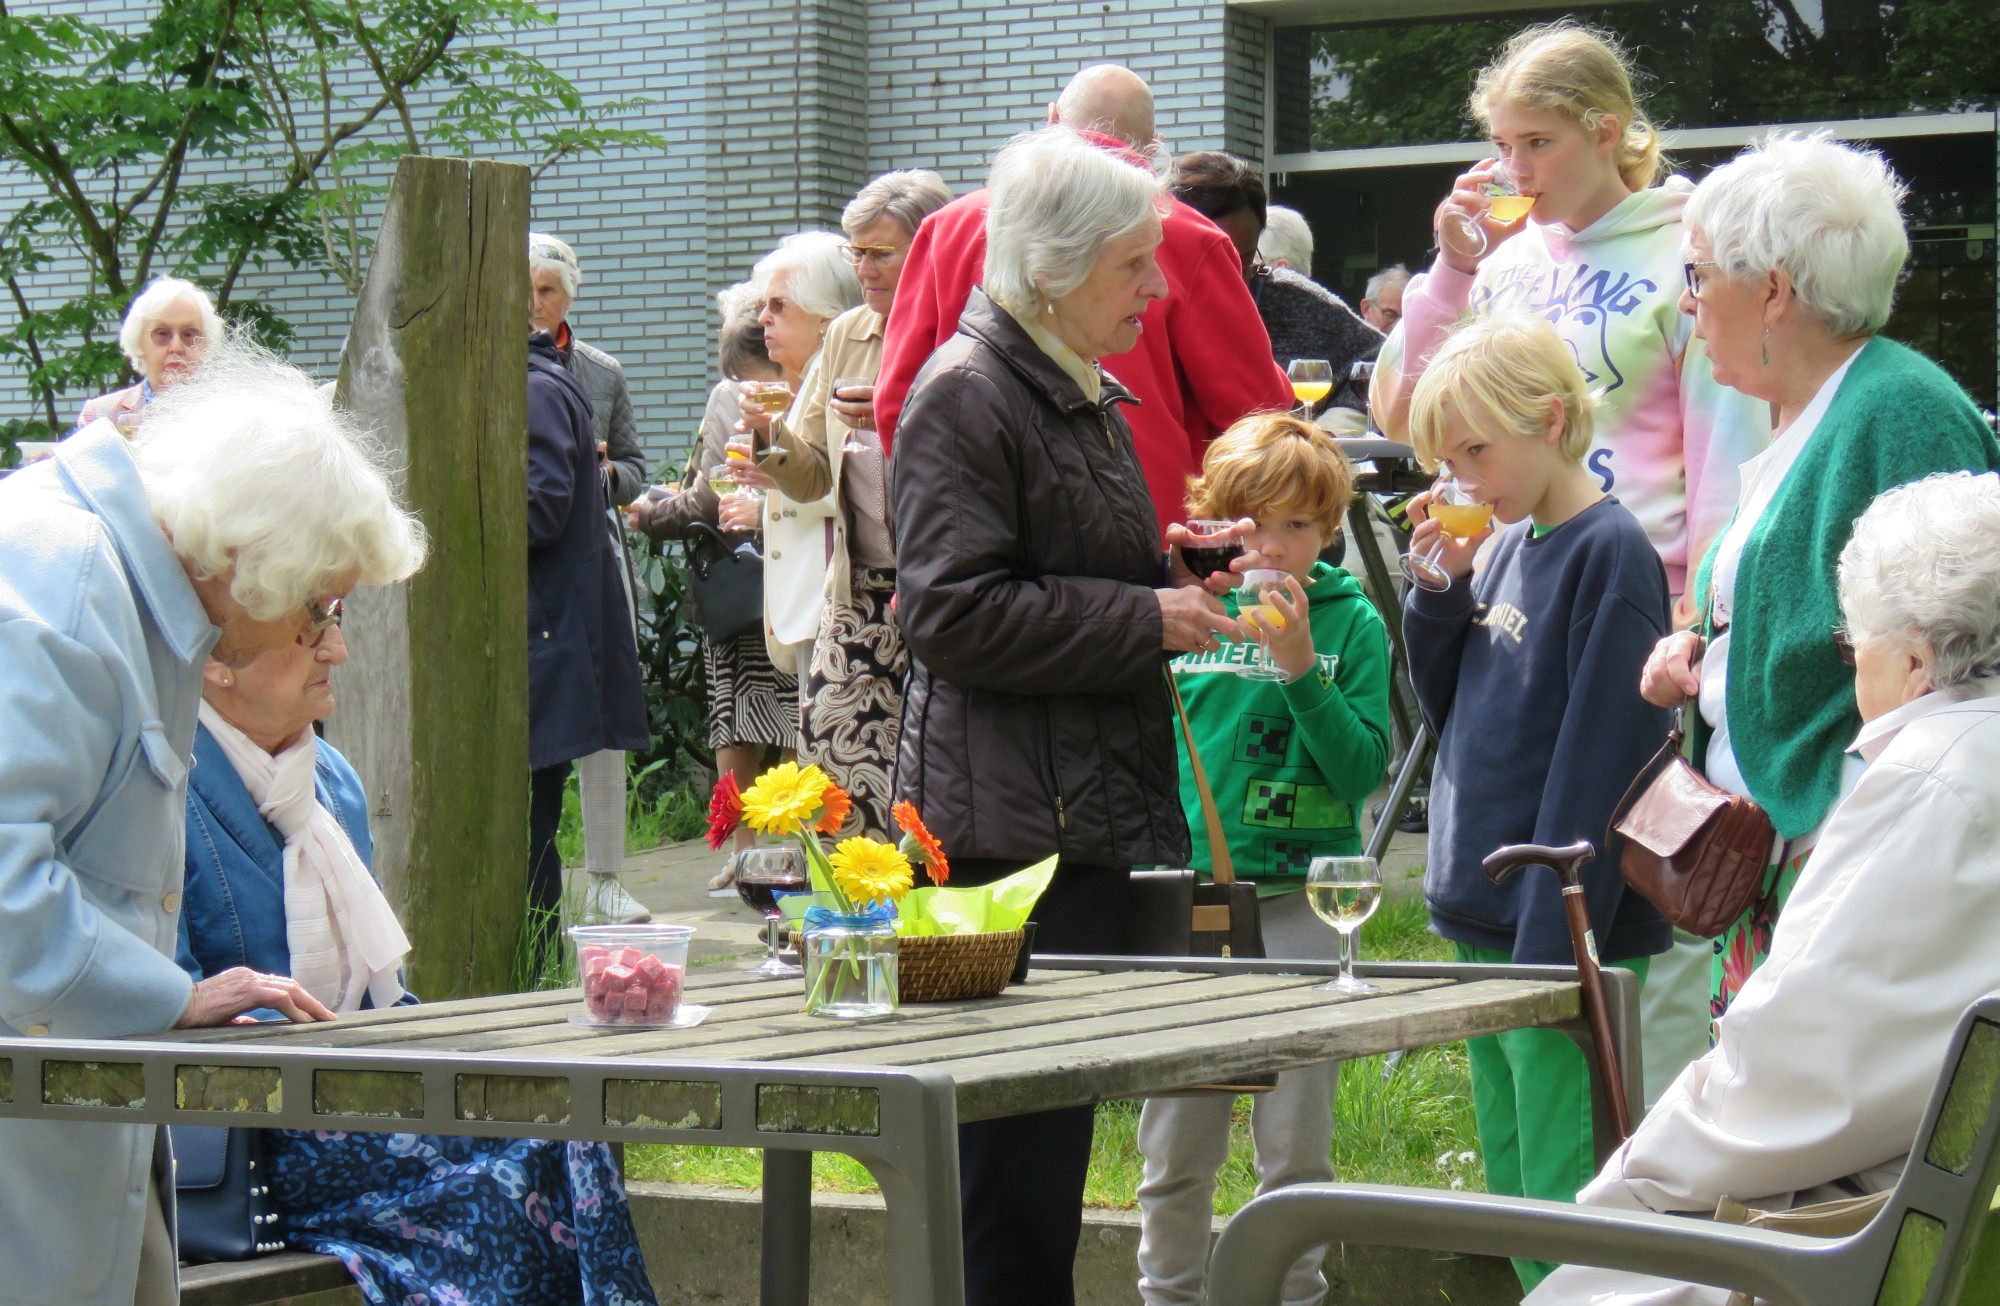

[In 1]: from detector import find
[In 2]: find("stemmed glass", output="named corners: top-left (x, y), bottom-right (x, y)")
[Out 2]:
top-left (1180, 518), bottom-right (1244, 583)
top-left (1399, 477), bottom-right (1492, 593)
top-left (832, 376), bottom-right (874, 454)
top-left (1286, 358), bottom-right (1333, 416)
top-left (1307, 855), bottom-right (1383, 994)
top-left (736, 843), bottom-right (808, 978)
top-left (1236, 568), bottom-right (1291, 682)
top-left (1444, 160), bottom-right (1536, 260)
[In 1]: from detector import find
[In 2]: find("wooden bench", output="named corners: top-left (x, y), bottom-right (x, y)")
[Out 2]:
top-left (179, 1254), bottom-right (360, 1306)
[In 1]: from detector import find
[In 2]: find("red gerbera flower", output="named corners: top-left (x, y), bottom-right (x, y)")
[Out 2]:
top-left (816, 783), bottom-right (854, 836)
top-left (893, 801), bottom-right (949, 885)
top-left (706, 772), bottom-right (744, 851)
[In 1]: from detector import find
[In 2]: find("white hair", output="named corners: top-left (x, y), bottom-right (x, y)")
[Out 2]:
top-left (1839, 472), bottom-right (2000, 689)
top-left (1259, 206), bottom-right (1314, 277)
top-left (1365, 264), bottom-right (1411, 302)
top-left (118, 277), bottom-right (223, 371)
top-left (842, 170), bottom-right (954, 238)
top-left (751, 231), bottom-right (861, 323)
top-left (984, 126), bottom-right (1164, 314)
top-left (1685, 133), bottom-right (1909, 336)
top-left (527, 231), bottom-right (581, 299)
top-left (134, 335), bottom-right (429, 621)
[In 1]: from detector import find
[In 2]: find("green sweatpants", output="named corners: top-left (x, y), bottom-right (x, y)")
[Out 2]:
top-left (1454, 942), bottom-right (1650, 1293)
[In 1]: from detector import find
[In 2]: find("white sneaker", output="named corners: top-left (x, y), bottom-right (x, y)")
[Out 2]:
top-left (707, 850), bottom-right (742, 894)
top-left (583, 874), bottom-right (652, 924)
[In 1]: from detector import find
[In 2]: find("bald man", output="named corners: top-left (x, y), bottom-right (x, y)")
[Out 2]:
top-left (875, 64), bottom-right (1291, 546)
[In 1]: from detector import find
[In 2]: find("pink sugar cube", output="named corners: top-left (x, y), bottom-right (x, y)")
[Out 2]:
top-left (622, 991), bottom-right (649, 1012)
top-left (635, 954), bottom-right (669, 983)
top-left (616, 947), bottom-right (645, 968)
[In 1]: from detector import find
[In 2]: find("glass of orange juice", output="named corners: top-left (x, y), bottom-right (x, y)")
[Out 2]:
top-left (1399, 477), bottom-right (1492, 593)
top-left (1444, 160), bottom-right (1535, 260)
top-left (1286, 358), bottom-right (1333, 415)
top-left (1235, 568), bottom-right (1292, 681)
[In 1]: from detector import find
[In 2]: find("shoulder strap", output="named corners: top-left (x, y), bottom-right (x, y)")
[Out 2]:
top-left (1167, 671), bottom-right (1235, 884)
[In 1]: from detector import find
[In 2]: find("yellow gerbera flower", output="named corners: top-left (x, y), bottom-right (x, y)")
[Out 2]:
top-left (828, 837), bottom-right (914, 905)
top-left (741, 761), bottom-right (833, 837)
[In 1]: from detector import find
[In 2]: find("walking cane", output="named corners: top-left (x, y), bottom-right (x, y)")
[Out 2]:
top-left (1482, 839), bottom-right (1633, 1144)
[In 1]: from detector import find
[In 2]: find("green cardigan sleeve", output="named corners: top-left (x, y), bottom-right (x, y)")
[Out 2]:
top-left (1716, 337), bottom-right (2000, 840)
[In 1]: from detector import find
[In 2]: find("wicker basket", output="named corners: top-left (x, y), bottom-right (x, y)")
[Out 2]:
top-left (895, 929), bottom-right (1025, 1003)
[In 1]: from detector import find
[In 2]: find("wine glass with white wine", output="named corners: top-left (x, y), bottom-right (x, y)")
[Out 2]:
top-left (1443, 159), bottom-right (1536, 261)
top-left (1286, 358), bottom-right (1333, 416)
top-left (1307, 855), bottom-right (1383, 994)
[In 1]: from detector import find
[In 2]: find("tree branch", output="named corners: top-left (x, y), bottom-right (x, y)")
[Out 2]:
top-left (0, 109), bottom-right (125, 297)
top-left (344, 0), bottom-right (420, 154)
top-left (132, 1), bottom-right (241, 290)
top-left (4, 273), bottom-right (61, 431)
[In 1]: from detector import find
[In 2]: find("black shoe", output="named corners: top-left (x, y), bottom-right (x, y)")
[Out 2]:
top-left (1397, 794), bottom-right (1430, 834)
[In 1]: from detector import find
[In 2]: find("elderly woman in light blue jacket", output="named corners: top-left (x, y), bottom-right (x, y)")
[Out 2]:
top-left (0, 341), bottom-right (426, 1306)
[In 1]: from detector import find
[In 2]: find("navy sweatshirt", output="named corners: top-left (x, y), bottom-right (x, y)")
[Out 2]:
top-left (1404, 496), bottom-right (1673, 966)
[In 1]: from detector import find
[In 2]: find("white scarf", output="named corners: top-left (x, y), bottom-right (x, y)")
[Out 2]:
top-left (199, 702), bottom-right (410, 1013)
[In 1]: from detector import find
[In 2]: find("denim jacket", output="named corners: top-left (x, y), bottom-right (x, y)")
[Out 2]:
top-left (0, 422), bottom-right (217, 1305)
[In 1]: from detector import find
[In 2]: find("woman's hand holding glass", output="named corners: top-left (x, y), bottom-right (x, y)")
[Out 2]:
top-left (721, 438), bottom-right (778, 491)
top-left (1155, 583), bottom-right (1241, 655)
top-left (1641, 630), bottom-right (1706, 708)
top-left (1164, 517), bottom-right (1258, 598)
top-left (736, 379), bottom-right (793, 434)
top-left (1437, 158), bottom-right (1532, 274)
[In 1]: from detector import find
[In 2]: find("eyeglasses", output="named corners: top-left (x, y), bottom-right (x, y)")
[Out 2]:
top-left (149, 325), bottom-right (204, 348)
top-left (838, 243), bottom-right (903, 267)
top-left (1683, 261), bottom-right (1721, 299)
top-left (1832, 629), bottom-right (1856, 667)
top-left (301, 595), bottom-right (344, 648)
top-left (1378, 307), bottom-right (1403, 327)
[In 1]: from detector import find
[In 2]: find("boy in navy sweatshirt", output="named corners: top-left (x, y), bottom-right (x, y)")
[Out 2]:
top-left (1403, 313), bottom-right (1671, 1292)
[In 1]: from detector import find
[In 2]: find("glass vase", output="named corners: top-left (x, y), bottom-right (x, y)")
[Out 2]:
top-left (802, 913), bottom-right (899, 1020)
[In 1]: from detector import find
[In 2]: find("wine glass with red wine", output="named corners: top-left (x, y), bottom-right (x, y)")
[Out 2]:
top-left (737, 844), bottom-right (808, 977)
top-left (1181, 518), bottom-right (1245, 582)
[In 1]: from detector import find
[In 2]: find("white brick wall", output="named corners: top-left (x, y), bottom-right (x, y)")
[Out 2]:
top-left (1, 0), bottom-right (1267, 467)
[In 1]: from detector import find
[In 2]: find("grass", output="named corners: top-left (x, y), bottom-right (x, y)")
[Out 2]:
top-left (553, 758), bottom-right (708, 869)
top-left (623, 891), bottom-right (1487, 1212)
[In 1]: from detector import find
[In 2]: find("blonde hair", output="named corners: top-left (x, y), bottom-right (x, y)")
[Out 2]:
top-left (1186, 413), bottom-right (1354, 544)
top-left (1408, 314), bottom-right (1594, 471)
top-left (1472, 21), bottom-right (1663, 192)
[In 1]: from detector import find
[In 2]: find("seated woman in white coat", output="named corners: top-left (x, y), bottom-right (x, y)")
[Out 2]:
top-left (1530, 470), bottom-right (2000, 1305)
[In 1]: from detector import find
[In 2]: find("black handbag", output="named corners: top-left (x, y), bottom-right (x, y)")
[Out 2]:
top-left (1123, 675), bottom-right (1270, 1093)
top-left (171, 1125), bottom-right (282, 1262)
top-left (682, 520), bottom-right (764, 644)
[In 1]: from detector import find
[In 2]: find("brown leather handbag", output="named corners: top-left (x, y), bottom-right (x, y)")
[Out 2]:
top-left (1607, 708), bottom-right (1779, 939)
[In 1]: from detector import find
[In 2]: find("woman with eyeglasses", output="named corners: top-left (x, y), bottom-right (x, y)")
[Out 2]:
top-left (72, 276), bottom-right (223, 434)
top-left (730, 170), bottom-right (952, 839)
top-left (1637, 135), bottom-right (2000, 1026)
top-left (175, 570), bottom-right (661, 1304)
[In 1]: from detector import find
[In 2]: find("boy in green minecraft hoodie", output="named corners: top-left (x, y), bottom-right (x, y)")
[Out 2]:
top-left (1136, 412), bottom-right (1392, 1306)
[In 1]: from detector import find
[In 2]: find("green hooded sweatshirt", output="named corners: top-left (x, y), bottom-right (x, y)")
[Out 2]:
top-left (1169, 562), bottom-right (1393, 894)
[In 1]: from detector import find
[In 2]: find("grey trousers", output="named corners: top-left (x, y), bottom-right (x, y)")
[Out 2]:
top-left (1135, 889), bottom-right (1343, 1306)
top-left (136, 1162), bottom-right (177, 1305)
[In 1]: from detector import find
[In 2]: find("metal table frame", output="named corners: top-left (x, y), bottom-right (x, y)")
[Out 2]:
top-left (0, 956), bottom-right (1637, 1305)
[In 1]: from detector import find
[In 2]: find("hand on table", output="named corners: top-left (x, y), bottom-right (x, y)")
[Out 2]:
top-left (176, 967), bottom-right (337, 1028)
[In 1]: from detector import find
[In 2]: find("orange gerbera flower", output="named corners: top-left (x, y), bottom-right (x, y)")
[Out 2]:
top-left (815, 783), bottom-right (853, 835)
top-left (893, 801), bottom-right (950, 884)
top-left (706, 772), bottom-right (743, 851)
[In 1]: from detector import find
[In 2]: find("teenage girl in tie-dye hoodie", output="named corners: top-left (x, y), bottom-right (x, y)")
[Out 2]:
top-left (1375, 23), bottom-right (1770, 603)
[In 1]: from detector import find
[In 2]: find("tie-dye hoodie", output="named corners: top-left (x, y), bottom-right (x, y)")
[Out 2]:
top-left (1388, 177), bottom-right (1770, 596)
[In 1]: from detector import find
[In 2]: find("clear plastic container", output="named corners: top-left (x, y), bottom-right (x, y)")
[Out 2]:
top-left (802, 913), bottom-right (899, 1021)
top-left (571, 923), bottom-right (695, 1027)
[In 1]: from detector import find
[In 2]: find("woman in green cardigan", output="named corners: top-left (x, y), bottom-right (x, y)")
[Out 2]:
top-left (1640, 134), bottom-right (2000, 1025)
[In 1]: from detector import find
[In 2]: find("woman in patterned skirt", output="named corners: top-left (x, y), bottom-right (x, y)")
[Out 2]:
top-left (732, 170), bottom-right (953, 838)
top-left (631, 291), bottom-right (799, 879)
top-left (178, 580), bottom-right (658, 1304)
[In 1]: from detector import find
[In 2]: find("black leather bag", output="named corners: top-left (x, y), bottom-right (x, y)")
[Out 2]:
top-left (682, 520), bottom-right (764, 644)
top-left (171, 1125), bottom-right (282, 1262)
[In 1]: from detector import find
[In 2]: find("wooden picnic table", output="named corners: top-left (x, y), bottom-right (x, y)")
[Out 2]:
top-left (0, 954), bottom-right (1639, 1306)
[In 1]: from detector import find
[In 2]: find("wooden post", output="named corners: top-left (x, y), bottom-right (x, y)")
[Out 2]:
top-left (329, 155), bottom-right (531, 1000)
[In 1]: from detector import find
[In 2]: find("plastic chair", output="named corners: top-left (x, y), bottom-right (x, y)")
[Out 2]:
top-left (1207, 991), bottom-right (2000, 1306)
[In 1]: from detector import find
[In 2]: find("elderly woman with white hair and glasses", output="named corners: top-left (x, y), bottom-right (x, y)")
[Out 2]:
top-left (1534, 471), bottom-right (2000, 1306)
top-left (73, 275), bottom-right (225, 433)
top-left (717, 230), bottom-right (862, 688)
top-left (1639, 135), bottom-right (2000, 1027)
top-left (730, 169), bottom-right (952, 840)
top-left (0, 340), bottom-right (426, 1306)
top-left (891, 125), bottom-right (1240, 1306)
top-left (527, 231), bottom-right (654, 925)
